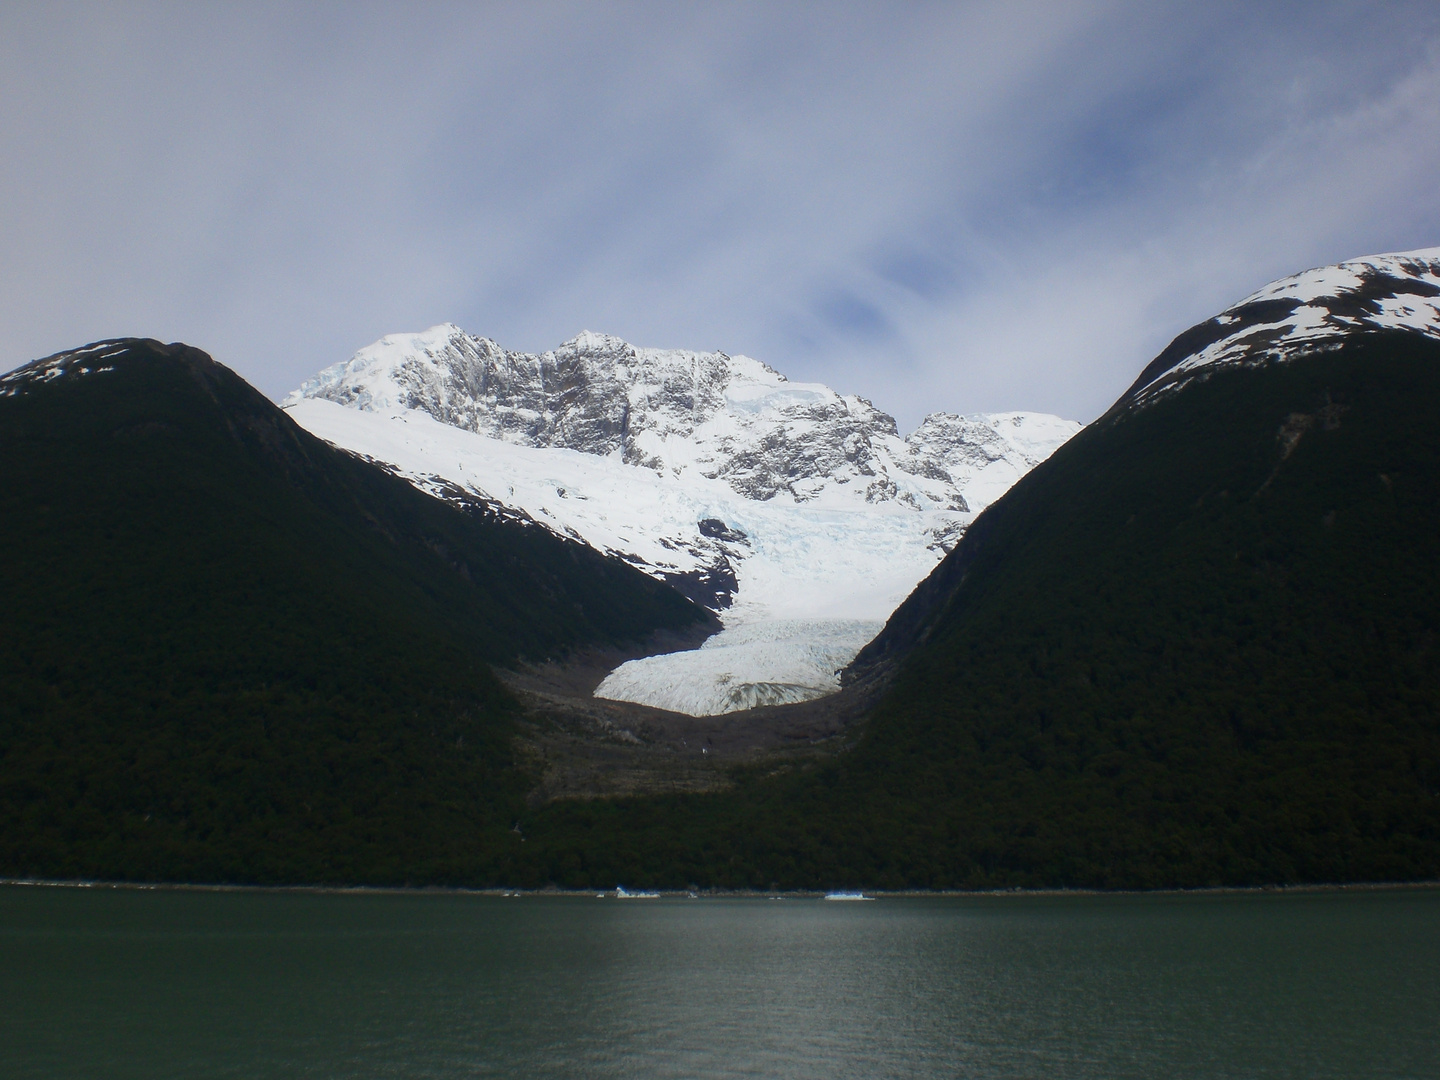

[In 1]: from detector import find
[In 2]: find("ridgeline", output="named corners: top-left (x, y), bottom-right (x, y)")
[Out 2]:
top-left (0, 339), bottom-right (710, 885)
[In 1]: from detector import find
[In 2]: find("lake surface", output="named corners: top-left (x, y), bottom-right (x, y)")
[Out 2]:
top-left (2, 885), bottom-right (1436, 1079)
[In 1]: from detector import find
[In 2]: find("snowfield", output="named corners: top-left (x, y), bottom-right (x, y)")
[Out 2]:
top-left (284, 328), bottom-right (1081, 715)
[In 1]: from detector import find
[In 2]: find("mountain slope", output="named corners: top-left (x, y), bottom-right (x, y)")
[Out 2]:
top-left (821, 334), bottom-right (1440, 888)
top-left (1122, 248), bottom-right (1440, 406)
top-left (852, 248), bottom-right (1440, 683)
top-left (517, 250), bottom-right (1440, 889)
top-left (284, 327), bottom-right (1079, 713)
top-left (0, 339), bottom-right (709, 885)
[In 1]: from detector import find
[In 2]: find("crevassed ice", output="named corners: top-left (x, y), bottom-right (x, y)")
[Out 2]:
top-left (594, 619), bottom-right (883, 716)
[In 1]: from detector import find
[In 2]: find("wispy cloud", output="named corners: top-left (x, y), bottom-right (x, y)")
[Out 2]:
top-left (2, 1), bottom-right (1438, 428)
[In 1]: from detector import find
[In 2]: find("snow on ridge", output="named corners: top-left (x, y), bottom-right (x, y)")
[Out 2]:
top-left (1128, 247), bottom-right (1440, 406)
top-left (0, 340), bottom-right (132, 397)
top-left (1233, 247), bottom-right (1440, 307)
top-left (284, 328), bottom-right (1081, 715)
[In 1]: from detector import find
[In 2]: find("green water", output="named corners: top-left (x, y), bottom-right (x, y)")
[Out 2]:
top-left (2, 886), bottom-right (1436, 1078)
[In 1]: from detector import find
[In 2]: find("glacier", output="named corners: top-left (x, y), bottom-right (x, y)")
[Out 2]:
top-left (595, 619), bottom-right (885, 715)
top-left (284, 326), bottom-right (1081, 715)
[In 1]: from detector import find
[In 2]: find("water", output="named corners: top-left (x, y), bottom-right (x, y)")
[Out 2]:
top-left (3, 885), bottom-right (1436, 1079)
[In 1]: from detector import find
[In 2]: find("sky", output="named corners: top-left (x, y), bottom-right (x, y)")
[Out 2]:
top-left (3, 2), bottom-right (1439, 429)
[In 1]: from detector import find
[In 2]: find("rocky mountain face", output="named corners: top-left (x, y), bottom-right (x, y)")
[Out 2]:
top-left (287, 326), bottom-right (1075, 527)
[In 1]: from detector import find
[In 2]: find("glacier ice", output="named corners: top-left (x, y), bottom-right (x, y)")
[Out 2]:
top-left (594, 619), bottom-right (884, 715)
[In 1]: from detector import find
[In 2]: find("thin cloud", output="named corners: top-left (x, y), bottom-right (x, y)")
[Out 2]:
top-left (1, 2), bottom-right (1437, 431)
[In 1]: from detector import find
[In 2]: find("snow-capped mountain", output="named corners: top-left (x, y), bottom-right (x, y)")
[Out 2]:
top-left (288, 326), bottom-right (1071, 524)
top-left (284, 326), bottom-right (1080, 714)
top-left (1124, 247), bottom-right (1440, 407)
top-left (0, 338), bottom-right (129, 396)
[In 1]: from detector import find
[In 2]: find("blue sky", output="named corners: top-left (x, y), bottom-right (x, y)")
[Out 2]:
top-left (3, 2), bottom-right (1439, 427)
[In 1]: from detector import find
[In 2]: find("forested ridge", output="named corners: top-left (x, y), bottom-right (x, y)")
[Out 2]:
top-left (0, 340), bottom-right (708, 884)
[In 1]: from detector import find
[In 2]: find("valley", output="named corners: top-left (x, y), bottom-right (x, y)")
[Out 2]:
top-left (282, 327), bottom-right (1078, 715)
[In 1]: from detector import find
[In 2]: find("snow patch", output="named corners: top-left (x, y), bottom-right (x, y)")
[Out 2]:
top-left (0, 342), bottom-right (128, 396)
top-left (1129, 247), bottom-right (1440, 406)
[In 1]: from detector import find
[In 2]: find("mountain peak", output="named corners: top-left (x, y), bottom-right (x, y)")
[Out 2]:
top-left (1, 338), bottom-right (183, 397)
top-left (559, 329), bottom-right (634, 355)
top-left (287, 325), bottom-right (1080, 511)
top-left (284, 326), bottom-right (1081, 712)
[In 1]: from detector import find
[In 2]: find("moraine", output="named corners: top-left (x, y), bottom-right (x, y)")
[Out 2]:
top-left (283, 327), bottom-right (1080, 714)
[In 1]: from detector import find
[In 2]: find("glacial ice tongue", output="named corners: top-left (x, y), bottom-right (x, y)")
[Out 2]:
top-left (594, 619), bottom-right (883, 716)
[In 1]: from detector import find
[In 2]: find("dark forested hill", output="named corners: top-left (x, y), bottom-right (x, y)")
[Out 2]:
top-left (0, 339), bottom-right (710, 885)
top-left (818, 332), bottom-right (1440, 887)
top-left (519, 330), bottom-right (1440, 890)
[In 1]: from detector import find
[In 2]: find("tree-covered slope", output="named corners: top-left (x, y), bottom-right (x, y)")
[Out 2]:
top-left (0, 339), bottom-right (710, 884)
top-left (813, 333), bottom-right (1440, 887)
top-left (518, 332), bottom-right (1440, 889)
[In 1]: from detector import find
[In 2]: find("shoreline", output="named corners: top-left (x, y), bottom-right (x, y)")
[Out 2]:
top-left (3, 877), bottom-right (1437, 899)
